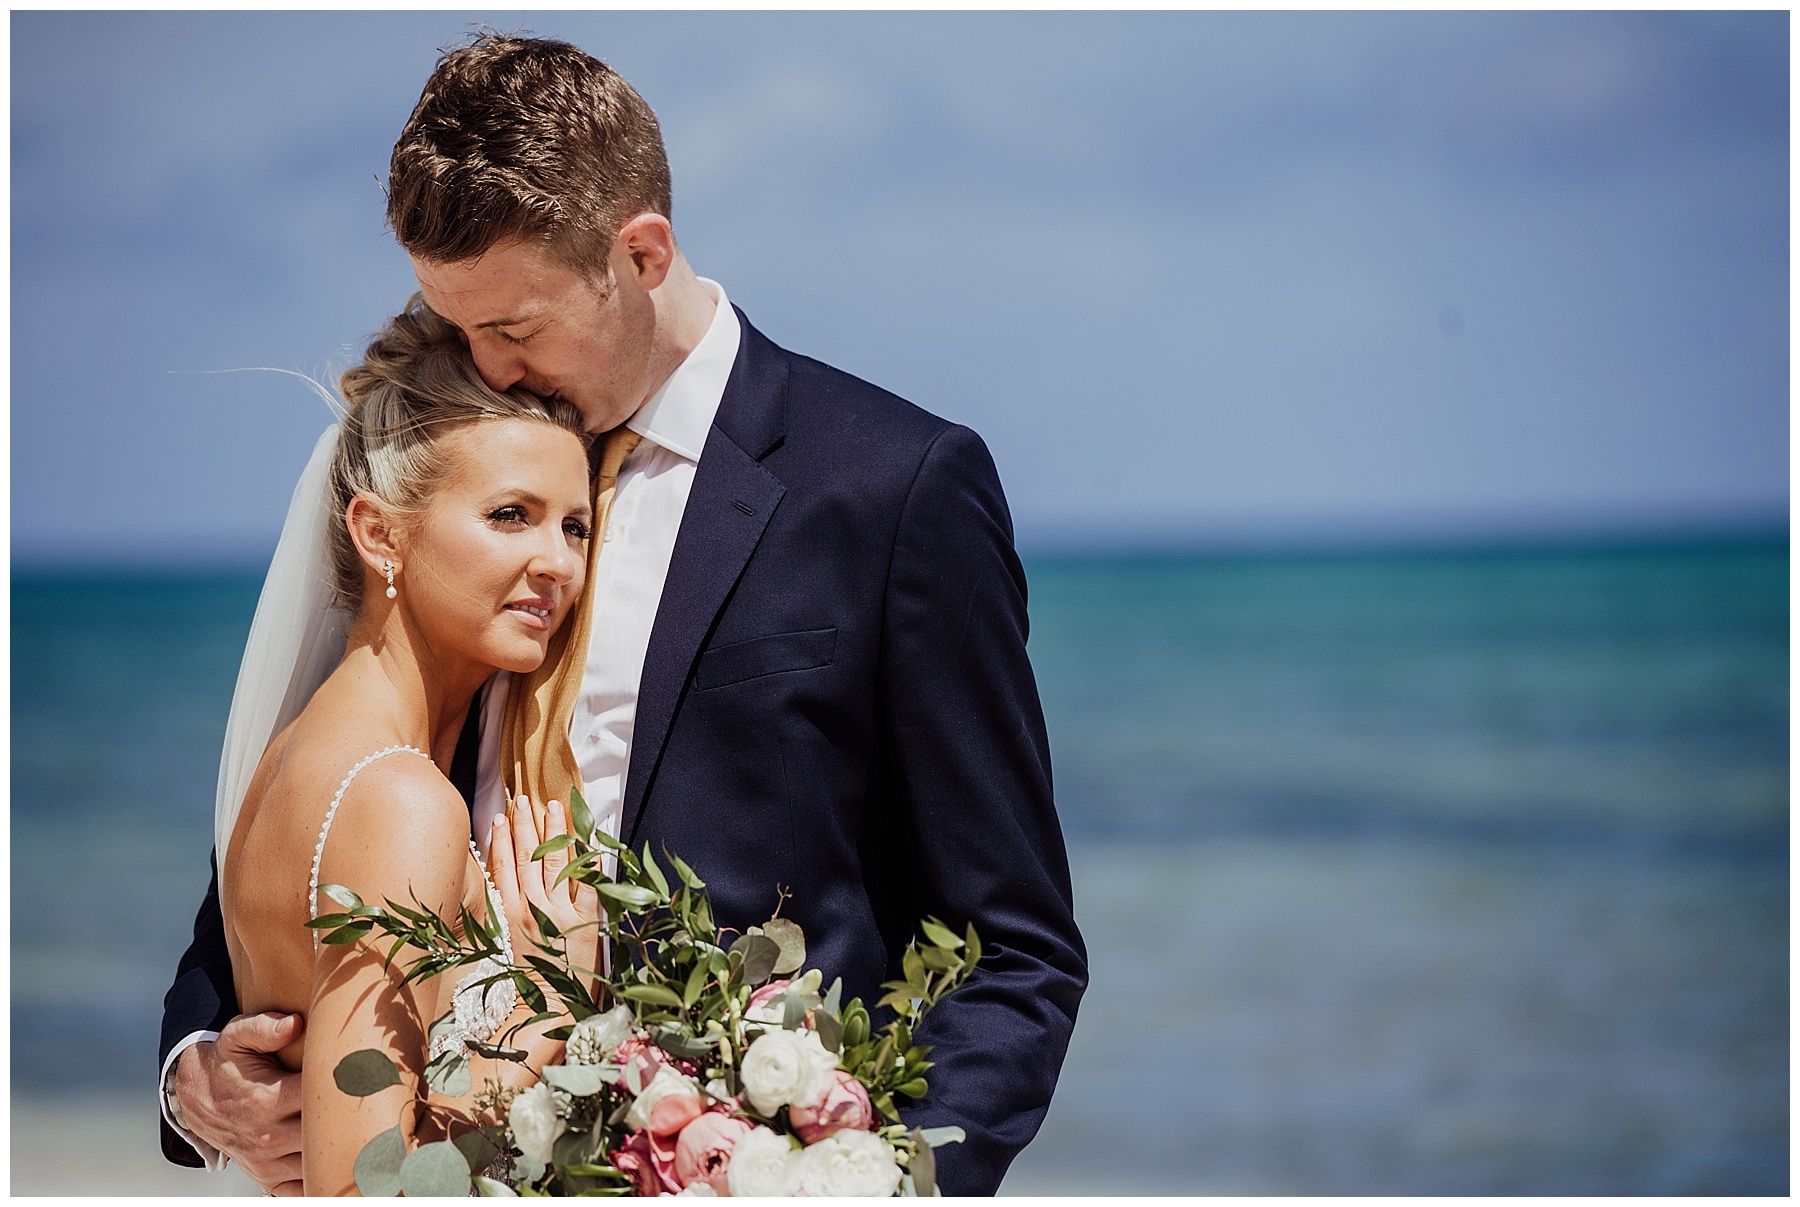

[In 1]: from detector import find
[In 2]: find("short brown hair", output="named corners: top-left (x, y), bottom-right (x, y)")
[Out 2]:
top-left (387, 32), bottom-right (672, 272)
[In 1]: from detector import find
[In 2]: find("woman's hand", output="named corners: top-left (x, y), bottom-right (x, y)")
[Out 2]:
top-left (487, 794), bottom-right (603, 979)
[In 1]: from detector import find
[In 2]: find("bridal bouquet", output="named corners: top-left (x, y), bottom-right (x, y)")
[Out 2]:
top-left (312, 795), bottom-right (975, 1197)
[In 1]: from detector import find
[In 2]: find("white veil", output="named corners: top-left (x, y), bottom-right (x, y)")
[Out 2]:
top-left (214, 424), bottom-right (354, 866)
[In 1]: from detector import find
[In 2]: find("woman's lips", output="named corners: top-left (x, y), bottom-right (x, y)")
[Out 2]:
top-left (503, 600), bottom-right (554, 631)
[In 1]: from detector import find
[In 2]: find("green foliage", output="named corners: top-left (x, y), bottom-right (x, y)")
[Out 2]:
top-left (424, 1049), bottom-right (472, 1097)
top-left (311, 825), bottom-right (981, 1195)
top-left (335, 1049), bottom-right (401, 1097)
top-left (401, 1140), bottom-right (473, 1197)
top-left (353, 1125), bottom-right (404, 1196)
top-left (455, 1128), bottom-right (502, 1173)
top-left (907, 1127), bottom-right (938, 1197)
top-left (758, 917), bottom-right (807, 974)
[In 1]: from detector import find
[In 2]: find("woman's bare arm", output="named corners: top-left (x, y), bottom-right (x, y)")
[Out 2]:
top-left (299, 767), bottom-right (606, 1193)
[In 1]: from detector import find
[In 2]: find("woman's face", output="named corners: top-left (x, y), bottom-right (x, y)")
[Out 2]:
top-left (398, 419), bottom-right (593, 676)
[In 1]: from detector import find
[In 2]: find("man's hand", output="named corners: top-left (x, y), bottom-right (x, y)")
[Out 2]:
top-left (173, 1011), bottom-right (304, 1195)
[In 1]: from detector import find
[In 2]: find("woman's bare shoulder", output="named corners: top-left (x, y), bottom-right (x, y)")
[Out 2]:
top-left (311, 744), bottom-right (474, 911)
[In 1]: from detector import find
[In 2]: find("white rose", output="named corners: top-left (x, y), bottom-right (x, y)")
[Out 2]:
top-left (725, 1126), bottom-right (803, 1197)
top-left (798, 1127), bottom-right (902, 1197)
top-left (508, 1083), bottom-right (567, 1166)
top-left (739, 1029), bottom-right (839, 1115)
top-left (624, 1063), bottom-right (706, 1133)
top-left (567, 1003), bottom-right (637, 1065)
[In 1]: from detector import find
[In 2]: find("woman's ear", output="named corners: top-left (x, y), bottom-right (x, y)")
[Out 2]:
top-left (346, 492), bottom-right (403, 586)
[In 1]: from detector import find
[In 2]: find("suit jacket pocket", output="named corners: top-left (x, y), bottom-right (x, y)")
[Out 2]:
top-left (696, 627), bottom-right (837, 690)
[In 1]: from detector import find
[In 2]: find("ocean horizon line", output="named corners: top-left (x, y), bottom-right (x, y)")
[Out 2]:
top-left (13, 516), bottom-right (1787, 579)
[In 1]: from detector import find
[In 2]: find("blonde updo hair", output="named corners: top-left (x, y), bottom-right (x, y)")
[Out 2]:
top-left (329, 295), bottom-right (588, 611)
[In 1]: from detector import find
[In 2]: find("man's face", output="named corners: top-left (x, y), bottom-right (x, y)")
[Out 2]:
top-left (411, 238), bottom-right (655, 433)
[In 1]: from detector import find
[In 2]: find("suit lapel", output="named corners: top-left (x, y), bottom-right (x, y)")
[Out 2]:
top-left (622, 312), bottom-right (788, 845)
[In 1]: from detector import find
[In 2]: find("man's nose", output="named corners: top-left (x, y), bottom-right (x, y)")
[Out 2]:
top-left (468, 337), bottom-right (526, 392)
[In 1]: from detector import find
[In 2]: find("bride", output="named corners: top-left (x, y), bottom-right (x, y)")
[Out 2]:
top-left (220, 299), bottom-right (602, 1194)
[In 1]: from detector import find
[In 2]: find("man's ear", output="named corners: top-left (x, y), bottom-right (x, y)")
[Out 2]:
top-left (615, 213), bottom-right (675, 291)
top-left (346, 493), bottom-right (403, 584)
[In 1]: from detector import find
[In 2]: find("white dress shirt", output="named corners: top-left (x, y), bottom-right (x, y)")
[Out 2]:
top-left (473, 280), bottom-right (741, 847)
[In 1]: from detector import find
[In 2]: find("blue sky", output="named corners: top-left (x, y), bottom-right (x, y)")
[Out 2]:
top-left (11, 11), bottom-right (1788, 560)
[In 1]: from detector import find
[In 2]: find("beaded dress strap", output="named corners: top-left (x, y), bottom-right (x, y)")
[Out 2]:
top-left (308, 744), bottom-right (433, 945)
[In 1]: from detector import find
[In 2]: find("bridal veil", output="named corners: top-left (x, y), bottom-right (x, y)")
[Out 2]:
top-left (213, 425), bottom-right (353, 865)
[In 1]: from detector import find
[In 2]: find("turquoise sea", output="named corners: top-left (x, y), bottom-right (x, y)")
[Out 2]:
top-left (11, 537), bottom-right (1788, 1194)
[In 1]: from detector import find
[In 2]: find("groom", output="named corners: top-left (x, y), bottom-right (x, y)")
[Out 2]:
top-left (160, 33), bottom-right (1085, 1196)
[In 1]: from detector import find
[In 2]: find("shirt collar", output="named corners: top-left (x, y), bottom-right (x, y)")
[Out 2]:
top-left (624, 278), bottom-right (740, 463)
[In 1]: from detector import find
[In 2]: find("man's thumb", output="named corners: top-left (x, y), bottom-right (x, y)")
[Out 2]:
top-left (218, 1010), bottom-right (303, 1055)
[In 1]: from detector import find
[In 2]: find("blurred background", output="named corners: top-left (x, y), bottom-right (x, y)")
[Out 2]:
top-left (11, 10), bottom-right (1787, 1195)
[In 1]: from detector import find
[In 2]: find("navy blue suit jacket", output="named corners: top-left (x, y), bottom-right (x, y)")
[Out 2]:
top-left (160, 310), bottom-right (1088, 1194)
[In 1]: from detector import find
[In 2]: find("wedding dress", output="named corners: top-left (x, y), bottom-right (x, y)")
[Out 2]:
top-left (308, 743), bottom-right (518, 1061)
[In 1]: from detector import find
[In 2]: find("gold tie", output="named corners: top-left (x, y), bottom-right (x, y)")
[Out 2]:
top-left (498, 425), bottom-right (643, 825)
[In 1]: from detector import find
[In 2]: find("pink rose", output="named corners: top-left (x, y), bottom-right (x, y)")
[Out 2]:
top-left (625, 1065), bottom-right (707, 1137)
top-left (612, 1128), bottom-right (683, 1196)
top-left (745, 979), bottom-right (794, 1025)
top-left (614, 1036), bottom-right (671, 1093)
top-left (674, 1111), bottom-right (754, 1193)
top-left (788, 1070), bottom-right (874, 1144)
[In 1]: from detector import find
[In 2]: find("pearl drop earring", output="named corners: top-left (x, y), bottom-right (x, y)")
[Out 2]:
top-left (383, 560), bottom-right (398, 600)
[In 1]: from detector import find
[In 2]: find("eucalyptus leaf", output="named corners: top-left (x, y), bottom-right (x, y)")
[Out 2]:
top-left (402, 1140), bottom-right (473, 1197)
top-left (814, 1008), bottom-right (844, 1053)
top-left (554, 1125), bottom-right (603, 1168)
top-left (909, 1129), bottom-right (937, 1198)
top-left (781, 992), bottom-right (807, 1031)
top-left (353, 1125), bottom-right (404, 1196)
top-left (454, 1128), bottom-right (502, 1173)
top-left (823, 977), bottom-right (842, 1017)
top-left (759, 917), bottom-right (807, 975)
top-left (919, 1126), bottom-right (966, 1147)
top-left (541, 1063), bottom-right (608, 1096)
top-left (424, 1049), bottom-right (471, 1096)
top-left (731, 933), bottom-right (780, 986)
top-left (428, 1010), bottom-right (460, 1044)
top-left (334, 1049), bottom-right (401, 1097)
